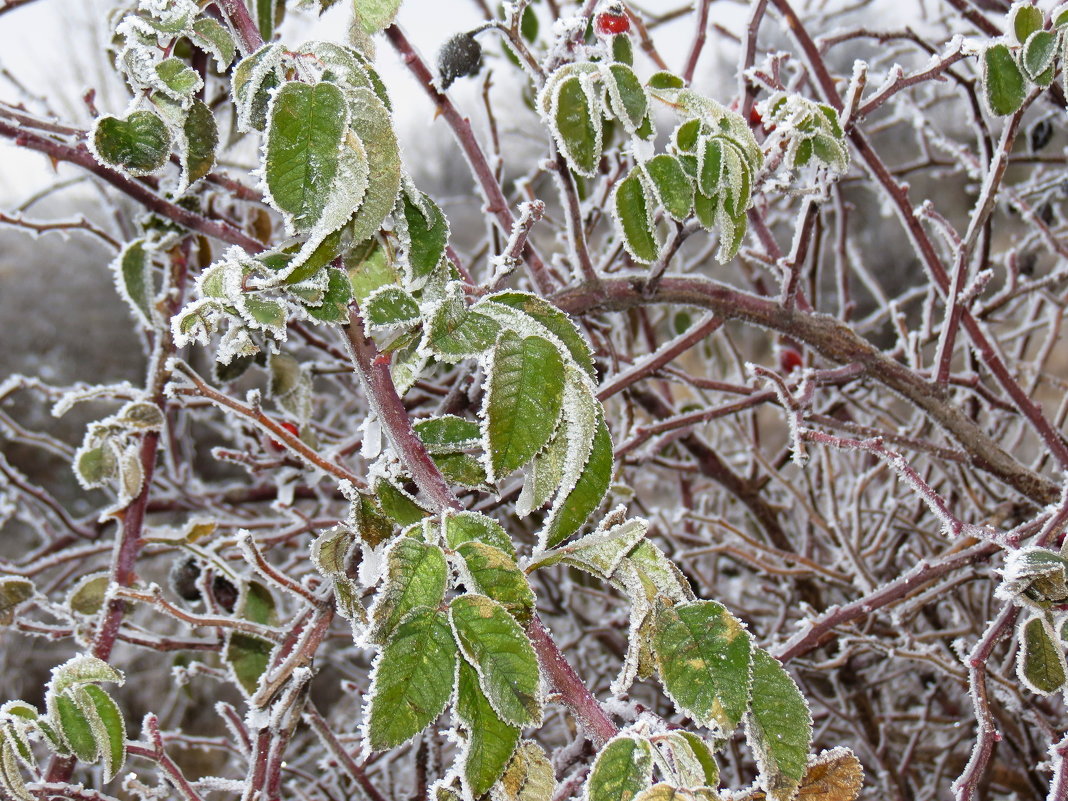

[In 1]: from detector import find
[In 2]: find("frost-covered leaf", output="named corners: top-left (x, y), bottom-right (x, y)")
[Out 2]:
top-left (67, 573), bottom-right (109, 616)
top-left (365, 286), bottom-right (420, 327)
top-left (457, 660), bottom-right (521, 798)
top-left (179, 99), bottom-right (218, 189)
top-left (653, 601), bottom-right (752, 736)
top-left (113, 238), bottom-right (153, 324)
top-left (485, 292), bottom-right (597, 379)
top-left (374, 478), bottom-right (431, 526)
top-left (456, 541), bottom-right (535, 623)
top-left (347, 237), bottom-right (399, 302)
top-left (551, 74), bottom-right (602, 176)
top-left (644, 155), bottom-right (694, 222)
top-left (445, 512), bottom-right (516, 558)
top-left (542, 413), bottom-right (613, 547)
top-left (354, 0), bottom-right (402, 33)
top-left (433, 452), bottom-right (488, 487)
top-left (225, 581), bottom-right (277, 695)
top-left (190, 17), bottom-right (235, 71)
top-left (303, 266), bottom-right (354, 323)
top-left (416, 415), bottom-right (482, 454)
top-left (1022, 30), bottom-right (1057, 84)
top-left (312, 526), bottom-right (366, 622)
top-left (744, 650), bottom-right (812, 801)
top-left (449, 594), bottom-right (541, 726)
top-left (0, 578), bottom-right (33, 626)
top-left (92, 111), bottom-right (171, 175)
top-left (264, 81), bottom-right (349, 233)
top-left (369, 537), bottom-right (447, 643)
top-left (346, 88), bottom-right (402, 244)
top-left (76, 685), bottom-right (125, 781)
top-left (997, 546), bottom-right (1068, 603)
top-left (587, 735), bottom-right (655, 801)
top-left (155, 57), bottom-right (202, 99)
top-left (603, 63), bottom-right (647, 132)
top-left (529, 517), bottom-right (646, 578)
top-left (55, 692), bottom-right (97, 763)
top-left (497, 740), bottom-right (555, 801)
top-left (425, 284), bottom-right (500, 361)
top-left (668, 731), bottom-right (719, 788)
top-left (48, 655), bottom-right (123, 696)
top-left (615, 170), bottom-right (659, 264)
top-left (1018, 614), bottom-right (1068, 694)
top-left (367, 607), bottom-right (457, 750)
top-left (0, 739), bottom-right (33, 801)
top-left (233, 43), bottom-right (283, 132)
top-left (1011, 2), bottom-right (1044, 44)
top-left (401, 191), bottom-right (449, 282)
top-left (518, 422), bottom-right (569, 519)
top-left (983, 43), bottom-right (1027, 116)
top-left (485, 332), bottom-right (566, 481)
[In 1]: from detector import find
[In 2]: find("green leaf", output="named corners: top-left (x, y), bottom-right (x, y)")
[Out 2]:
top-left (518, 420), bottom-right (569, 518)
top-left (370, 537), bottom-right (448, 643)
top-left (457, 661), bottom-right (521, 797)
top-left (92, 111), bottom-right (171, 175)
top-left (225, 581), bottom-right (277, 695)
top-left (113, 238), bottom-right (153, 325)
top-left (352, 490), bottom-right (395, 548)
top-left (303, 266), bottom-right (353, 323)
top-left (367, 607), bottom-right (457, 750)
top-left (415, 415), bottom-right (482, 454)
top-left (181, 99), bottom-right (219, 188)
top-left (347, 237), bottom-right (399, 302)
top-left (242, 296), bottom-right (287, 330)
top-left (604, 64), bottom-right (648, 132)
top-left (1023, 29), bottom-right (1057, 83)
top-left (354, 0), bottom-right (403, 33)
top-left (983, 43), bottom-right (1027, 116)
top-left (155, 57), bottom-right (201, 97)
top-left (648, 71), bottom-right (685, 90)
top-left (449, 594), bottom-right (542, 726)
top-left (484, 292), bottom-right (597, 379)
top-left (498, 740), bottom-right (556, 801)
top-left (744, 649), bottom-right (812, 801)
top-left (1018, 614), bottom-right (1068, 695)
top-left (587, 735), bottom-right (655, 801)
top-left (1056, 1), bottom-right (1068, 26)
top-left (346, 88), bottom-right (403, 244)
top-left (531, 518), bottom-right (647, 578)
top-left (256, 0), bottom-right (277, 40)
top-left (190, 18), bottom-right (236, 71)
top-left (48, 655), bottom-right (123, 696)
top-left (0, 578), bottom-right (33, 627)
top-left (425, 284), bottom-right (500, 361)
top-left (652, 600), bottom-right (752, 736)
top-left (675, 731), bottom-right (719, 788)
top-left (543, 414), bottom-right (613, 548)
top-left (232, 43), bottom-right (283, 132)
top-left (77, 685), bottom-right (125, 781)
top-left (445, 512), bottom-right (516, 558)
top-left (486, 332), bottom-right (566, 480)
top-left (615, 171), bottom-right (659, 264)
top-left (55, 692), bottom-right (97, 763)
top-left (0, 739), bottom-right (33, 801)
top-left (365, 286), bottom-right (420, 327)
top-left (1012, 3), bottom-right (1044, 44)
top-left (457, 541), bottom-right (535, 623)
top-left (264, 81), bottom-right (349, 232)
top-left (553, 75), bottom-right (602, 176)
top-left (375, 478), bottom-right (431, 526)
top-left (612, 33), bottom-right (634, 65)
top-left (401, 192), bottom-right (449, 281)
top-left (67, 573), bottom-right (109, 616)
top-left (645, 155), bottom-right (694, 221)
top-left (432, 452), bottom-right (488, 487)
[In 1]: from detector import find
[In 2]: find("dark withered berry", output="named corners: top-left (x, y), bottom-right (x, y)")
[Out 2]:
top-left (437, 31), bottom-right (483, 90)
